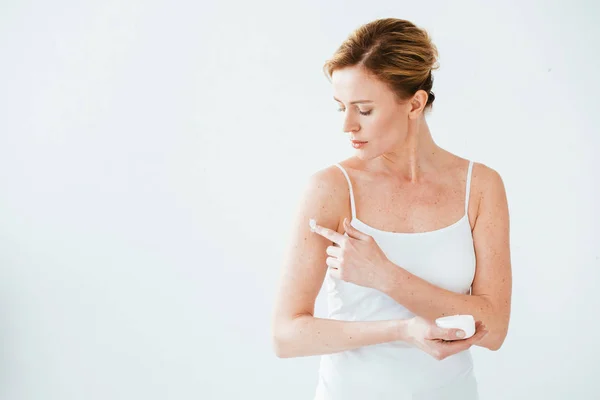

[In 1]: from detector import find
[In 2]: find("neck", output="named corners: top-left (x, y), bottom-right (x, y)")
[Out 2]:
top-left (377, 117), bottom-right (442, 184)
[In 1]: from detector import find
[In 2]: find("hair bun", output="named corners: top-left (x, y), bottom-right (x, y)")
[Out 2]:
top-left (428, 91), bottom-right (435, 104)
top-left (323, 18), bottom-right (439, 111)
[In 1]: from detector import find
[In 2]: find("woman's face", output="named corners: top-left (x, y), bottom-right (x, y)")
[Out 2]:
top-left (331, 66), bottom-right (416, 158)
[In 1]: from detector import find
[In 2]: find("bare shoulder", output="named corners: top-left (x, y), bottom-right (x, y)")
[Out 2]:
top-left (471, 161), bottom-right (506, 196)
top-left (298, 162), bottom-right (353, 229)
top-left (470, 161), bottom-right (509, 225)
top-left (305, 164), bottom-right (351, 208)
top-left (442, 154), bottom-right (505, 195)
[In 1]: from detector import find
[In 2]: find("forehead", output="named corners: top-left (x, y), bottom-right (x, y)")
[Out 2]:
top-left (331, 66), bottom-right (390, 102)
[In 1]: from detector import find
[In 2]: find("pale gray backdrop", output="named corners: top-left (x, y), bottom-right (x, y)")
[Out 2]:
top-left (0, 0), bottom-right (598, 399)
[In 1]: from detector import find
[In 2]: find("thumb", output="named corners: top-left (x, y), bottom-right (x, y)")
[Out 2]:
top-left (429, 325), bottom-right (467, 341)
top-left (343, 218), bottom-right (370, 241)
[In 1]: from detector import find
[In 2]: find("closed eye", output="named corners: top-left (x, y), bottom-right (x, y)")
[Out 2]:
top-left (337, 108), bottom-right (372, 116)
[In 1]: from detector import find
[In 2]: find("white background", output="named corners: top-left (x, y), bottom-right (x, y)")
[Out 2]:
top-left (1, 1), bottom-right (599, 399)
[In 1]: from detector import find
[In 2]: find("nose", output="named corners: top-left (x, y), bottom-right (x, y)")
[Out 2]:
top-left (342, 113), bottom-right (360, 134)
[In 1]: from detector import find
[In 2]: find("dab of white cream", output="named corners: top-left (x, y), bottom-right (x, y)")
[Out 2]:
top-left (435, 314), bottom-right (475, 339)
top-left (309, 218), bottom-right (316, 231)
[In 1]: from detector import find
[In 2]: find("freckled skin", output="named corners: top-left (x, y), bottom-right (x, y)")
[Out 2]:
top-left (331, 65), bottom-right (511, 351)
top-left (272, 64), bottom-right (511, 359)
top-left (331, 66), bottom-right (481, 234)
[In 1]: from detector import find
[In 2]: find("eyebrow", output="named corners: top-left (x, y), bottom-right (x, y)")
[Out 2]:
top-left (333, 97), bottom-right (374, 104)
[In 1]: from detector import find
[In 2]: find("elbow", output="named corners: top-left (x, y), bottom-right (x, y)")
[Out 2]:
top-left (271, 313), bottom-right (313, 358)
top-left (481, 303), bottom-right (510, 351)
top-left (272, 334), bottom-right (290, 358)
top-left (273, 343), bottom-right (293, 358)
top-left (485, 327), bottom-right (509, 351)
top-left (271, 321), bottom-right (295, 358)
top-left (487, 339), bottom-right (504, 351)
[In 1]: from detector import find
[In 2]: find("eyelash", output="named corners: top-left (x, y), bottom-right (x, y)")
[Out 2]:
top-left (337, 108), bottom-right (372, 116)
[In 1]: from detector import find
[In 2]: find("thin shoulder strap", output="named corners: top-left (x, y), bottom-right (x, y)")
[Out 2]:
top-left (465, 160), bottom-right (474, 215)
top-left (334, 163), bottom-right (356, 219)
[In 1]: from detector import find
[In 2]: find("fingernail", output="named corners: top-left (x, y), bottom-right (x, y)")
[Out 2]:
top-left (456, 330), bottom-right (465, 338)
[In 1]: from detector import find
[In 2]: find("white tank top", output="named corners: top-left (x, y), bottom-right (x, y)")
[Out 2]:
top-left (314, 160), bottom-right (479, 400)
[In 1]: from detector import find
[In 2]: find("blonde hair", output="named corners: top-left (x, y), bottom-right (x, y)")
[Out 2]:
top-left (323, 18), bottom-right (440, 111)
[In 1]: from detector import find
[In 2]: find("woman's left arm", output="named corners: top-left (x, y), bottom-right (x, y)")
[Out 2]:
top-left (380, 166), bottom-right (512, 351)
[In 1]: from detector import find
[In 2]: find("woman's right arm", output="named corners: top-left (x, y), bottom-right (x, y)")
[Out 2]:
top-left (270, 166), bottom-right (407, 358)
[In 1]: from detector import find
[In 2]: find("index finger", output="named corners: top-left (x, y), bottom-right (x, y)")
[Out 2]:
top-left (310, 219), bottom-right (345, 245)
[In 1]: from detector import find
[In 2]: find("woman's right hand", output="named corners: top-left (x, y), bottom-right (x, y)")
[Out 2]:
top-left (403, 316), bottom-right (489, 361)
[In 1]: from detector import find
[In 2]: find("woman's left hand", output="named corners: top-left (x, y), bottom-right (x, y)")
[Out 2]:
top-left (311, 218), bottom-right (393, 290)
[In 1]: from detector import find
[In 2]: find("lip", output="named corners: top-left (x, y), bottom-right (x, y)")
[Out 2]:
top-left (350, 140), bottom-right (367, 149)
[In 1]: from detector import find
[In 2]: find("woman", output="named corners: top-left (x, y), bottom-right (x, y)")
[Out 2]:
top-left (271, 18), bottom-right (512, 399)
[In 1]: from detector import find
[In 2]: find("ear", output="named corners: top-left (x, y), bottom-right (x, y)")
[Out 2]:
top-left (408, 89), bottom-right (428, 118)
